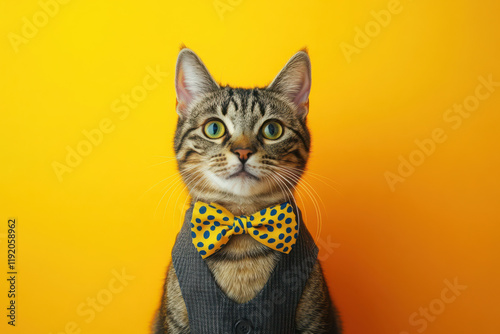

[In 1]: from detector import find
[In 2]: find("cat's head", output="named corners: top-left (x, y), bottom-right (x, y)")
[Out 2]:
top-left (173, 48), bottom-right (311, 206)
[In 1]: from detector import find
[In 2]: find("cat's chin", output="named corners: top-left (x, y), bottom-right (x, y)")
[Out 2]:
top-left (206, 173), bottom-right (266, 198)
top-left (220, 177), bottom-right (264, 197)
top-left (228, 170), bottom-right (259, 181)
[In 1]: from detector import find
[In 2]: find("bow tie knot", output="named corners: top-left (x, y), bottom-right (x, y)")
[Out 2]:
top-left (233, 216), bottom-right (250, 235)
top-left (191, 202), bottom-right (299, 258)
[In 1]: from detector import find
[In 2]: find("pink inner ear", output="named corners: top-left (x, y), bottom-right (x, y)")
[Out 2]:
top-left (293, 73), bottom-right (311, 106)
top-left (176, 68), bottom-right (192, 110)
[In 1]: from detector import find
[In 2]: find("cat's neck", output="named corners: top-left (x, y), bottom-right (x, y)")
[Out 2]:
top-left (191, 192), bottom-right (293, 216)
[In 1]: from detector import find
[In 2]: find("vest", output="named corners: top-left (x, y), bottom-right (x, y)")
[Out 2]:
top-left (172, 205), bottom-right (319, 334)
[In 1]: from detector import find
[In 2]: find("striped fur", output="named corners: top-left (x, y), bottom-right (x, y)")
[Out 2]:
top-left (152, 49), bottom-right (342, 333)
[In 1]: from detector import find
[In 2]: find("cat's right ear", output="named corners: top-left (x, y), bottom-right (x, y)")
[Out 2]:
top-left (268, 50), bottom-right (311, 119)
top-left (175, 48), bottom-right (219, 118)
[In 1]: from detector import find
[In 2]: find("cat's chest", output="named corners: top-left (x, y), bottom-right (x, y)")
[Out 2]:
top-left (205, 235), bottom-right (280, 304)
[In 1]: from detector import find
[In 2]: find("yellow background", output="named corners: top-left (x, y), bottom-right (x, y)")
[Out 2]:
top-left (1, 0), bottom-right (499, 333)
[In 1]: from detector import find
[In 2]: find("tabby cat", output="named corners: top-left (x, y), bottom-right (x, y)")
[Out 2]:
top-left (152, 48), bottom-right (342, 333)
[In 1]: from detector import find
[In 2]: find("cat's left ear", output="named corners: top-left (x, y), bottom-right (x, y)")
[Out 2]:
top-left (268, 50), bottom-right (311, 119)
top-left (175, 48), bottom-right (219, 118)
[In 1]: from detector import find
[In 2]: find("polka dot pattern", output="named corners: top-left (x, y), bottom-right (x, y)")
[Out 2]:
top-left (191, 201), bottom-right (298, 259)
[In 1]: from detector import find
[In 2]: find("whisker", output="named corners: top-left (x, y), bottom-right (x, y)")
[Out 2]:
top-left (162, 171), bottom-right (201, 224)
top-left (281, 165), bottom-right (343, 195)
top-left (271, 166), bottom-right (325, 241)
top-left (268, 173), bottom-right (305, 231)
top-left (154, 177), bottom-right (183, 218)
top-left (139, 164), bottom-right (198, 200)
top-left (153, 167), bottom-right (199, 217)
top-left (170, 169), bottom-right (209, 227)
top-left (151, 155), bottom-right (177, 159)
top-left (147, 158), bottom-right (178, 168)
top-left (269, 172), bottom-right (303, 229)
top-left (276, 168), bottom-right (324, 239)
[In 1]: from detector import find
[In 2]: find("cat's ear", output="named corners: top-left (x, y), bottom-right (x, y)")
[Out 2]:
top-left (268, 50), bottom-right (311, 118)
top-left (175, 48), bottom-right (219, 117)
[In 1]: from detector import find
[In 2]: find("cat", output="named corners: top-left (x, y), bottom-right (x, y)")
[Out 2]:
top-left (152, 48), bottom-right (342, 333)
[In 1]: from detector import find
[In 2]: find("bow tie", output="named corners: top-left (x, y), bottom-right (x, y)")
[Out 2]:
top-left (190, 202), bottom-right (298, 259)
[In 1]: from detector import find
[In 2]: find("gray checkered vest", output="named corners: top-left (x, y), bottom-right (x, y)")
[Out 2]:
top-left (172, 205), bottom-right (319, 334)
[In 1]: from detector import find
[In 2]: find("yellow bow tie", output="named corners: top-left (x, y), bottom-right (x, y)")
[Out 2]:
top-left (190, 202), bottom-right (298, 259)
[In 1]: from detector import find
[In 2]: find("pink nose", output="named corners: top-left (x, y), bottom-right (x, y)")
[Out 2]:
top-left (232, 148), bottom-right (253, 162)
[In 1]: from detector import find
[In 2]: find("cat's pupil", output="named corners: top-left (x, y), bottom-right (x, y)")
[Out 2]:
top-left (210, 123), bottom-right (218, 134)
top-left (268, 123), bottom-right (276, 135)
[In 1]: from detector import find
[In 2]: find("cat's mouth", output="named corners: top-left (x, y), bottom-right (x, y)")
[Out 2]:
top-left (228, 168), bottom-right (259, 180)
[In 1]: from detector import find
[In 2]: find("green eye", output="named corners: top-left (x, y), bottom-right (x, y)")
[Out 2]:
top-left (262, 121), bottom-right (283, 140)
top-left (204, 120), bottom-right (226, 139)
